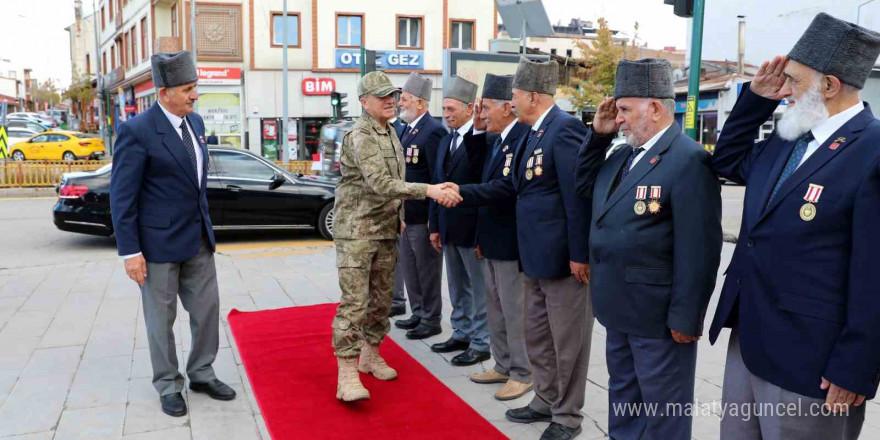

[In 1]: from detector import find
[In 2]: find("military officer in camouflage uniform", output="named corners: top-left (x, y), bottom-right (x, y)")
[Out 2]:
top-left (332, 71), bottom-right (461, 402)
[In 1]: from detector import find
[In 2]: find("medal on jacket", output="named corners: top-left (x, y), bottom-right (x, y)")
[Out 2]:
top-left (412, 145), bottom-right (419, 164)
top-left (525, 157), bottom-right (535, 180)
top-left (648, 186), bottom-right (662, 214)
top-left (535, 155), bottom-right (544, 177)
top-left (503, 154), bottom-right (512, 176)
top-left (405, 147), bottom-right (412, 163)
top-left (800, 183), bottom-right (823, 221)
top-left (634, 186), bottom-right (648, 215)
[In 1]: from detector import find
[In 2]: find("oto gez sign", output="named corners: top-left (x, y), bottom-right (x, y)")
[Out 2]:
top-left (335, 49), bottom-right (424, 70)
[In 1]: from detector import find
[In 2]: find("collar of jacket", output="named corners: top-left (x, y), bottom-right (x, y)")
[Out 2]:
top-left (361, 111), bottom-right (392, 134)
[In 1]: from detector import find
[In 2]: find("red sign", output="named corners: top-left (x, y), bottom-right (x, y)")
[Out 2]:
top-left (263, 120), bottom-right (278, 140)
top-left (197, 67), bottom-right (242, 85)
top-left (134, 79), bottom-right (154, 95)
top-left (302, 78), bottom-right (336, 96)
top-left (124, 105), bottom-right (137, 113)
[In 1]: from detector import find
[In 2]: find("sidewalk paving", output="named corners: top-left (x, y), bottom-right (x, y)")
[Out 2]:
top-left (0, 240), bottom-right (878, 440)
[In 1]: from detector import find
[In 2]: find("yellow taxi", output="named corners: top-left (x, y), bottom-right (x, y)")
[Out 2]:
top-left (10, 131), bottom-right (106, 161)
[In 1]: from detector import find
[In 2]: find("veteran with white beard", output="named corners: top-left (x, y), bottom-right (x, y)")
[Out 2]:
top-left (709, 13), bottom-right (880, 440)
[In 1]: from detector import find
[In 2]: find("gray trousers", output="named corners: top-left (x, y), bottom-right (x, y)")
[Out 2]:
top-left (397, 224), bottom-right (443, 328)
top-left (483, 258), bottom-right (531, 383)
top-left (721, 330), bottom-right (865, 440)
top-left (140, 238), bottom-right (219, 396)
top-left (525, 275), bottom-right (594, 429)
top-left (444, 244), bottom-right (489, 351)
top-left (606, 328), bottom-right (698, 440)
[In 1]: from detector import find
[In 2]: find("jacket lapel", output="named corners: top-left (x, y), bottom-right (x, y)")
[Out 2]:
top-left (485, 123), bottom-right (525, 181)
top-left (401, 113), bottom-right (428, 146)
top-left (447, 127), bottom-right (471, 176)
top-left (517, 107), bottom-right (559, 190)
top-left (598, 123), bottom-right (679, 221)
top-left (756, 106), bottom-right (873, 224)
top-left (152, 104), bottom-right (199, 188)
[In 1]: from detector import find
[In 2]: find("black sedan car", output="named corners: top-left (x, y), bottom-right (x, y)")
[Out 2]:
top-left (53, 147), bottom-right (337, 239)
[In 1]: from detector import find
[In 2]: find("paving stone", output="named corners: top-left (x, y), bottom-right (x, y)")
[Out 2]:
top-left (53, 404), bottom-right (126, 440)
top-left (121, 378), bottom-right (189, 436)
top-left (0, 373), bottom-right (74, 437)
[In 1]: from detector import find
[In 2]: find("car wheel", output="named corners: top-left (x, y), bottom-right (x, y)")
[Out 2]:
top-left (317, 202), bottom-right (334, 240)
top-left (11, 150), bottom-right (25, 161)
top-left (62, 151), bottom-right (76, 162)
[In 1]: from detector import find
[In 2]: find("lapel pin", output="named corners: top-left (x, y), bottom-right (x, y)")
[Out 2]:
top-left (829, 137), bottom-right (846, 150)
top-left (537, 129), bottom-right (544, 138)
top-left (650, 156), bottom-right (659, 165)
top-left (503, 145), bottom-right (509, 153)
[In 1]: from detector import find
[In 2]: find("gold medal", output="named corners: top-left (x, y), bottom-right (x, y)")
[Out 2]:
top-left (634, 201), bottom-right (647, 215)
top-left (648, 200), bottom-right (662, 214)
top-left (526, 169), bottom-right (534, 180)
top-left (535, 166), bottom-right (543, 176)
top-left (503, 167), bottom-right (510, 176)
top-left (800, 202), bottom-right (816, 221)
top-left (412, 156), bottom-right (418, 164)
top-left (405, 157), bottom-right (411, 163)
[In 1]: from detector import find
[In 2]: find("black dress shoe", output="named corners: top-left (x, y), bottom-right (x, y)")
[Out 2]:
top-left (505, 406), bottom-right (552, 424)
top-left (189, 379), bottom-right (237, 401)
top-left (451, 348), bottom-right (491, 366)
top-left (388, 304), bottom-right (406, 317)
top-left (160, 392), bottom-right (187, 417)
top-left (394, 315), bottom-right (421, 330)
top-left (539, 422), bottom-right (582, 440)
top-left (430, 337), bottom-right (470, 353)
top-left (406, 324), bottom-right (441, 340)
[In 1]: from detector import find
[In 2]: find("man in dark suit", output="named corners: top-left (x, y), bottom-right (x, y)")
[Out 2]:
top-left (110, 51), bottom-right (236, 417)
top-left (457, 73), bottom-right (533, 401)
top-left (392, 72), bottom-right (448, 340)
top-left (428, 76), bottom-right (491, 366)
top-left (444, 58), bottom-right (595, 440)
top-left (575, 58), bottom-right (722, 440)
top-left (709, 13), bottom-right (880, 439)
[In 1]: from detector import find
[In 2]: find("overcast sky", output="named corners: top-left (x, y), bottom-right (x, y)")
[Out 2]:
top-left (0, 0), bottom-right (687, 91)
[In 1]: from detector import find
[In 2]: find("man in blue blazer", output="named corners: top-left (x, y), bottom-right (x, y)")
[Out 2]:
top-left (444, 58), bottom-right (595, 440)
top-left (460, 74), bottom-right (534, 402)
top-left (392, 72), bottom-right (448, 340)
top-left (575, 59), bottom-right (722, 440)
top-left (709, 13), bottom-right (880, 439)
top-left (428, 76), bottom-right (491, 366)
top-left (110, 51), bottom-right (236, 417)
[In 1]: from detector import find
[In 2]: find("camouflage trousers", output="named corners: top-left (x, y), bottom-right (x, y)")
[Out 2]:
top-left (332, 238), bottom-right (398, 358)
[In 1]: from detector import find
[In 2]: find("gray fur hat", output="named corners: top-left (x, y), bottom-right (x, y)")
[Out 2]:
top-left (151, 51), bottom-right (198, 88)
top-left (788, 12), bottom-right (880, 89)
top-left (402, 72), bottom-right (433, 101)
top-left (482, 74), bottom-right (514, 101)
top-left (512, 57), bottom-right (558, 95)
top-left (613, 58), bottom-right (675, 100)
top-left (444, 76), bottom-right (478, 104)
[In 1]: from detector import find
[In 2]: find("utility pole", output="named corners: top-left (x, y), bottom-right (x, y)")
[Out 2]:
top-left (282, 0), bottom-right (290, 163)
top-left (684, 0), bottom-right (705, 141)
top-left (92, 0), bottom-right (105, 145)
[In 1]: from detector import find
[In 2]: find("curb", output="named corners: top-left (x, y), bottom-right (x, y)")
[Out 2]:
top-left (0, 187), bottom-right (57, 199)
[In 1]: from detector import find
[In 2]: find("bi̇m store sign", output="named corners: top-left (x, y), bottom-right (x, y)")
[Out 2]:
top-left (335, 49), bottom-right (424, 70)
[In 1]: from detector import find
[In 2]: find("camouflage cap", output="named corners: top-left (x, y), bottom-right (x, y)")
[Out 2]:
top-left (357, 71), bottom-right (399, 97)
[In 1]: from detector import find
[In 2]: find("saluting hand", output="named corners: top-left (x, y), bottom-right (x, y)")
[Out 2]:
top-left (592, 97), bottom-right (620, 135)
top-left (473, 99), bottom-right (488, 132)
top-left (750, 55), bottom-right (789, 101)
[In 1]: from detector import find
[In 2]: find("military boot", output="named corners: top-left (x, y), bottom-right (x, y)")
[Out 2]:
top-left (336, 357), bottom-right (370, 402)
top-left (358, 343), bottom-right (398, 380)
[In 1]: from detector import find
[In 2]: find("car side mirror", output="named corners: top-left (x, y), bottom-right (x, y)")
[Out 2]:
top-left (268, 173), bottom-right (286, 190)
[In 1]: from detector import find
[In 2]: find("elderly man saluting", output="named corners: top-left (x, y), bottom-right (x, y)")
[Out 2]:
top-left (709, 13), bottom-right (880, 440)
top-left (331, 71), bottom-right (460, 402)
top-left (575, 58), bottom-right (722, 439)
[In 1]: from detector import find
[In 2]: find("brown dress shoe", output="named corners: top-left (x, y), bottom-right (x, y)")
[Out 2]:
top-left (495, 379), bottom-right (534, 401)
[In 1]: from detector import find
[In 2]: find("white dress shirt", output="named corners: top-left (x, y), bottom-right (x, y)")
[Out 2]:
top-left (629, 123), bottom-right (673, 170)
top-left (407, 112), bottom-right (426, 132)
top-left (123, 104), bottom-right (204, 261)
top-left (531, 105), bottom-right (555, 132)
top-left (799, 102), bottom-right (864, 168)
top-left (499, 119), bottom-right (518, 143)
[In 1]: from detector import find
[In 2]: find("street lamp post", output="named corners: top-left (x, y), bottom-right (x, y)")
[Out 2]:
top-left (91, 0), bottom-right (106, 147)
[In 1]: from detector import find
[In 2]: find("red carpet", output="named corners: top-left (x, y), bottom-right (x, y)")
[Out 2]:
top-left (228, 304), bottom-right (509, 440)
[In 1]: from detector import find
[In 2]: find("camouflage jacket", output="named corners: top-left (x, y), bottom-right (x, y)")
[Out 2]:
top-left (333, 111), bottom-right (428, 240)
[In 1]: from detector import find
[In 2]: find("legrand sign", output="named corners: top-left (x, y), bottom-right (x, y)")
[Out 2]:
top-left (197, 67), bottom-right (242, 85)
top-left (302, 77), bottom-right (336, 95)
top-left (335, 49), bottom-right (425, 70)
